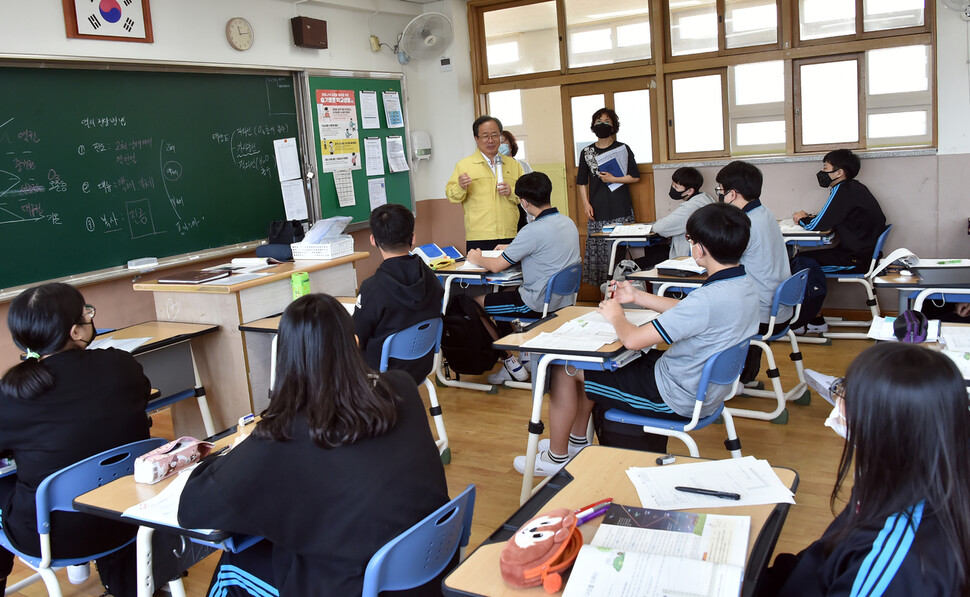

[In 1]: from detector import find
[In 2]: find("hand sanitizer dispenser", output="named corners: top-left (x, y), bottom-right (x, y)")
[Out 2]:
top-left (412, 130), bottom-right (431, 161)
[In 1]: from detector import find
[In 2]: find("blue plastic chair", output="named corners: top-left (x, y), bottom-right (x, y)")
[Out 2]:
top-left (380, 317), bottom-right (450, 464)
top-left (731, 269), bottom-right (811, 424)
top-left (820, 224), bottom-right (893, 339)
top-left (602, 338), bottom-right (752, 459)
top-left (361, 484), bottom-right (475, 597)
top-left (494, 262), bottom-right (582, 323)
top-left (0, 438), bottom-right (168, 597)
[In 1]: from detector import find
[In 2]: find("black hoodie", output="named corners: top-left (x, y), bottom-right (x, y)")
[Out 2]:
top-left (353, 254), bottom-right (444, 382)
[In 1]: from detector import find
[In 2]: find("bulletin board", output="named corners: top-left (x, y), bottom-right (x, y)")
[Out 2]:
top-left (303, 72), bottom-right (414, 225)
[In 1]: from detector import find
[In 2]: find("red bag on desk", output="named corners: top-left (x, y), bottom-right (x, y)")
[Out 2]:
top-left (499, 508), bottom-right (583, 593)
top-left (133, 436), bottom-right (214, 484)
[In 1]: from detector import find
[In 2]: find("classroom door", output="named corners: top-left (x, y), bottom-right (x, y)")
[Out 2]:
top-left (562, 79), bottom-right (656, 299)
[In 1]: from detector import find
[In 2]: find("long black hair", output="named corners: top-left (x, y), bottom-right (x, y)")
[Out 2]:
top-left (829, 343), bottom-right (970, 588)
top-left (0, 283), bottom-right (86, 400)
top-left (253, 294), bottom-right (399, 448)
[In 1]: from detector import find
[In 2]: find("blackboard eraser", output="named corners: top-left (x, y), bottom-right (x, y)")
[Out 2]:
top-left (128, 257), bottom-right (158, 270)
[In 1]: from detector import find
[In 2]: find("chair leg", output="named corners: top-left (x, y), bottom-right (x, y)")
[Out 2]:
top-left (664, 431), bottom-right (700, 458)
top-left (36, 566), bottom-right (62, 597)
top-left (137, 525), bottom-right (155, 597)
top-left (422, 379), bottom-right (450, 464)
top-left (720, 410), bottom-right (743, 459)
top-left (5, 572), bottom-right (43, 595)
top-left (166, 577), bottom-right (188, 597)
top-left (732, 340), bottom-right (787, 422)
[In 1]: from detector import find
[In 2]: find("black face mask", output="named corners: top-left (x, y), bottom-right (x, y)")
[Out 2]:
top-left (816, 170), bottom-right (835, 188)
top-left (592, 123), bottom-right (614, 139)
top-left (668, 186), bottom-right (688, 201)
top-left (717, 191), bottom-right (726, 203)
top-left (77, 319), bottom-right (95, 347)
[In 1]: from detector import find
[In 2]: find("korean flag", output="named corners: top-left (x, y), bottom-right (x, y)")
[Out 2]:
top-left (75, 0), bottom-right (146, 39)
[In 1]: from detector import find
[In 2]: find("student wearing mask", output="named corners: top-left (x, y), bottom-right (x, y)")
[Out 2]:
top-left (758, 343), bottom-right (969, 596)
top-left (576, 107), bottom-right (641, 290)
top-left (636, 166), bottom-right (716, 269)
top-left (790, 149), bottom-right (887, 333)
top-left (501, 130), bottom-right (535, 230)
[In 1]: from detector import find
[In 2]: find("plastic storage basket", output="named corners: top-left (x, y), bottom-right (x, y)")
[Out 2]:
top-left (291, 235), bottom-right (354, 260)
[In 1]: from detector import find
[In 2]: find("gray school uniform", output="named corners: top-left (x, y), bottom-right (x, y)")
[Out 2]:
top-left (502, 207), bottom-right (581, 313)
top-left (653, 192), bottom-right (717, 258)
top-left (740, 200), bottom-right (793, 322)
top-left (651, 266), bottom-right (760, 417)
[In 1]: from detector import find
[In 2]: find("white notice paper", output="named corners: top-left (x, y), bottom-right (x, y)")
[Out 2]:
top-left (272, 138), bottom-right (302, 181)
top-left (386, 136), bottom-right (409, 172)
top-left (382, 90), bottom-right (404, 128)
top-left (333, 170), bottom-right (356, 208)
top-left (367, 178), bottom-right (388, 210)
top-left (364, 137), bottom-right (385, 176)
top-left (122, 469), bottom-right (214, 533)
top-left (359, 90), bottom-right (380, 129)
top-left (280, 179), bottom-right (308, 220)
top-left (88, 336), bottom-right (151, 352)
top-left (943, 325), bottom-right (970, 352)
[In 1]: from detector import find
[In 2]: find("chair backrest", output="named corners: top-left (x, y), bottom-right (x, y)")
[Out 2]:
top-left (379, 317), bottom-right (443, 373)
top-left (35, 437), bottom-right (167, 535)
top-left (771, 269), bottom-right (810, 315)
top-left (361, 484), bottom-right (476, 597)
top-left (542, 262), bottom-right (583, 315)
top-left (863, 224), bottom-right (893, 277)
top-left (695, 338), bottom-right (752, 403)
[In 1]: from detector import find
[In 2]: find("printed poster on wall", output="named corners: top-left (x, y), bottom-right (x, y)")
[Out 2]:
top-left (316, 90), bottom-right (361, 172)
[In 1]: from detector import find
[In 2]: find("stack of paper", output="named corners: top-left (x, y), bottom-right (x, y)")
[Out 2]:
top-left (520, 310), bottom-right (658, 351)
top-left (122, 469), bottom-right (214, 534)
top-left (88, 336), bottom-right (151, 352)
top-left (942, 326), bottom-right (970, 352)
top-left (778, 218), bottom-right (805, 234)
top-left (626, 456), bottom-right (795, 510)
top-left (654, 257), bottom-right (706, 275)
top-left (867, 316), bottom-right (941, 342)
top-left (610, 224), bottom-right (653, 237)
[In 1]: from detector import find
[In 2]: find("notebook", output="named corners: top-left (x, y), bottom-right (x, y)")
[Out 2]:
top-left (157, 270), bottom-right (230, 284)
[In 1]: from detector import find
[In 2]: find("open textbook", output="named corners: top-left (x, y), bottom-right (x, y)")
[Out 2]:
top-left (563, 503), bottom-right (749, 597)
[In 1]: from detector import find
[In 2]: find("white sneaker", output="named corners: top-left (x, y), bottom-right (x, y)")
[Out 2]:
top-left (513, 450), bottom-right (568, 477)
top-left (807, 321), bottom-right (829, 333)
top-left (538, 438), bottom-right (586, 458)
top-left (487, 357), bottom-right (529, 384)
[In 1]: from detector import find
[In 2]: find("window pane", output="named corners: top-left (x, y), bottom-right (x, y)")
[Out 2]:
top-left (867, 111), bottom-right (928, 138)
top-left (736, 121), bottom-right (786, 146)
top-left (614, 89), bottom-right (653, 163)
top-left (732, 61), bottom-right (784, 105)
top-left (725, 0), bottom-right (778, 49)
top-left (670, 0), bottom-right (717, 57)
top-left (488, 90), bottom-right (523, 127)
top-left (672, 75), bottom-right (724, 153)
top-left (863, 0), bottom-right (924, 32)
top-left (484, 2), bottom-right (560, 78)
top-left (800, 60), bottom-right (859, 145)
top-left (571, 94), bottom-right (605, 162)
top-left (565, 0), bottom-right (651, 68)
top-left (868, 45), bottom-right (928, 95)
top-left (799, 0), bottom-right (855, 41)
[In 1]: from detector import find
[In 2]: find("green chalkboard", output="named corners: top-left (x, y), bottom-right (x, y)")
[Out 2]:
top-left (0, 65), bottom-right (300, 291)
top-left (307, 75), bottom-right (413, 224)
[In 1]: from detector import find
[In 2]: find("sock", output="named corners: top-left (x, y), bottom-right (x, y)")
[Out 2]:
top-left (568, 434), bottom-right (589, 448)
top-left (542, 450), bottom-right (569, 464)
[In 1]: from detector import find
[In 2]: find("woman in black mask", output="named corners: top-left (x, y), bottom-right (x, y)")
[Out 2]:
top-left (576, 107), bottom-right (641, 291)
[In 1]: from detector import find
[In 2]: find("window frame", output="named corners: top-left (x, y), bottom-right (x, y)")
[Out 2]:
top-left (663, 0), bottom-right (784, 63)
top-left (792, 0), bottom-right (932, 49)
top-left (665, 68), bottom-right (731, 160)
top-left (792, 53), bottom-right (866, 153)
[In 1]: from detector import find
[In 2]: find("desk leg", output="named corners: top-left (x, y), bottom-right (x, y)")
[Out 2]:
top-left (136, 526), bottom-right (155, 597)
top-left (189, 345), bottom-right (216, 437)
top-left (607, 240), bottom-right (622, 277)
top-left (435, 274), bottom-right (497, 393)
top-left (519, 356), bottom-right (551, 505)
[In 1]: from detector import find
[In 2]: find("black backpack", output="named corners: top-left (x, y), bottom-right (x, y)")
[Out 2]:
top-left (441, 294), bottom-right (500, 376)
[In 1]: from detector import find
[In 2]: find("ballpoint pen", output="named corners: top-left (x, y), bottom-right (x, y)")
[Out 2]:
top-left (675, 486), bottom-right (741, 501)
top-left (575, 498), bottom-right (613, 518)
top-left (937, 260), bottom-right (962, 265)
top-left (577, 504), bottom-right (611, 525)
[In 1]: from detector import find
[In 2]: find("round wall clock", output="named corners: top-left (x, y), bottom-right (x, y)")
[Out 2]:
top-left (226, 17), bottom-right (254, 51)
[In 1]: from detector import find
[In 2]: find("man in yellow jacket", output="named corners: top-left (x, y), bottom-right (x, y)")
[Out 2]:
top-left (445, 115), bottom-right (524, 251)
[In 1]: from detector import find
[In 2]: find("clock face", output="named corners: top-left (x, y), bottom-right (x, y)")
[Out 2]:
top-left (226, 17), bottom-right (253, 51)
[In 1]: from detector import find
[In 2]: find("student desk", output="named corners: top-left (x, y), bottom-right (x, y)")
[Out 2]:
top-left (100, 321), bottom-right (219, 437)
top-left (238, 296), bottom-right (355, 412)
top-left (133, 254), bottom-right (367, 436)
top-left (874, 271), bottom-right (970, 312)
top-left (73, 424), bottom-right (257, 597)
top-left (443, 445), bottom-right (798, 597)
top-left (590, 227), bottom-right (667, 275)
top-left (627, 263), bottom-right (707, 296)
top-left (494, 306), bottom-right (648, 504)
top-left (779, 220), bottom-right (833, 247)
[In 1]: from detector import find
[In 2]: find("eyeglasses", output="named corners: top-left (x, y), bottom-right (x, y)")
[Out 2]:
top-left (477, 133), bottom-right (501, 141)
top-left (82, 304), bottom-right (96, 320)
top-left (684, 233), bottom-right (692, 242)
top-left (830, 377), bottom-right (845, 400)
top-left (714, 186), bottom-right (726, 195)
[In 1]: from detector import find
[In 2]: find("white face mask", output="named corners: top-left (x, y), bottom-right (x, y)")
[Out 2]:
top-left (824, 398), bottom-right (848, 439)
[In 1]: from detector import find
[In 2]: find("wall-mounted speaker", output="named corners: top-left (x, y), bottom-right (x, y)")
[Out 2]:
top-left (291, 17), bottom-right (328, 49)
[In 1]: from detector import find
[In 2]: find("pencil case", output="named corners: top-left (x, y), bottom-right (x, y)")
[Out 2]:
top-left (133, 436), bottom-right (214, 485)
top-left (499, 508), bottom-right (583, 593)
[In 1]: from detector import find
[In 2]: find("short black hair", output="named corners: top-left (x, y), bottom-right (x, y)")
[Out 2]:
top-left (686, 203), bottom-right (750, 264)
top-left (472, 115), bottom-right (503, 137)
top-left (672, 167), bottom-right (703, 193)
top-left (715, 160), bottom-right (762, 201)
top-left (369, 203), bottom-right (414, 252)
top-left (590, 108), bottom-right (620, 134)
top-left (515, 172), bottom-right (553, 208)
top-left (501, 130), bottom-right (519, 157)
top-left (823, 149), bottom-right (861, 179)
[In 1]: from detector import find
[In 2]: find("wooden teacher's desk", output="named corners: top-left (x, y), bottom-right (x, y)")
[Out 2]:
top-left (133, 254), bottom-right (368, 436)
top-left (443, 446), bottom-right (798, 597)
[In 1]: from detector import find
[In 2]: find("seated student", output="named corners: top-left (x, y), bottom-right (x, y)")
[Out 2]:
top-left (757, 343), bottom-right (970, 596)
top-left (922, 300), bottom-right (970, 323)
top-left (515, 203), bottom-right (760, 476)
top-left (466, 171), bottom-right (581, 385)
top-left (0, 283), bottom-right (155, 596)
top-left (353, 203), bottom-right (444, 383)
top-left (635, 166), bottom-right (716, 269)
top-left (716, 161), bottom-right (792, 383)
top-left (178, 294), bottom-right (449, 597)
top-left (791, 149), bottom-right (887, 333)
